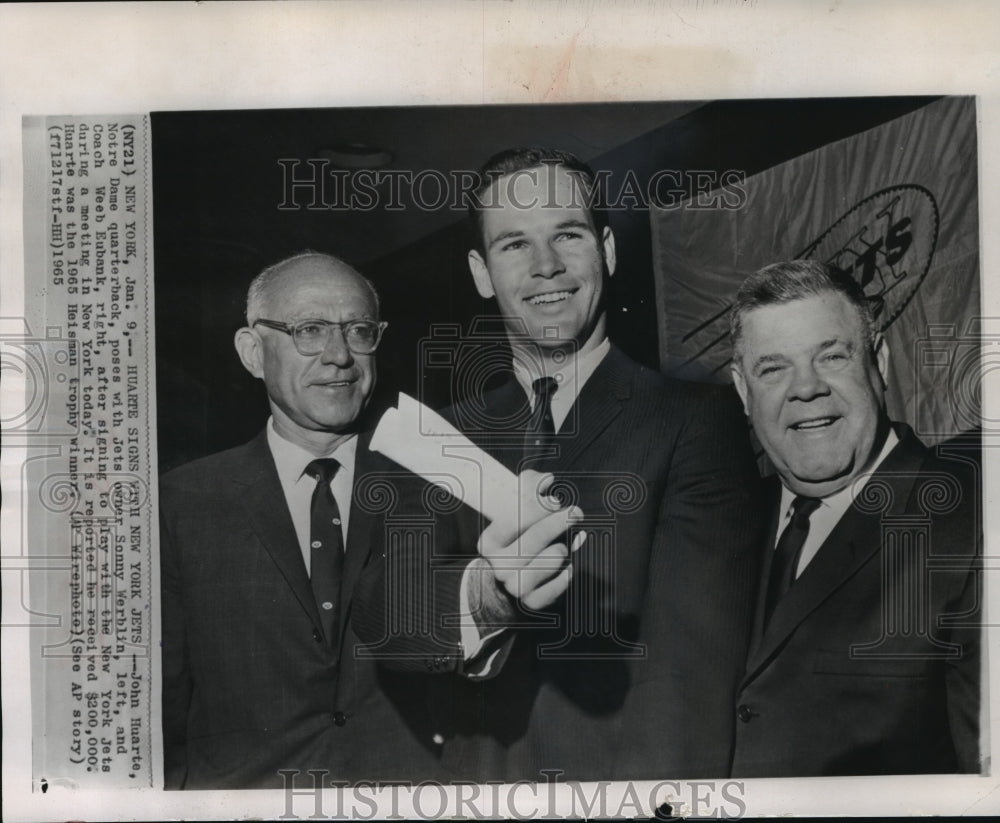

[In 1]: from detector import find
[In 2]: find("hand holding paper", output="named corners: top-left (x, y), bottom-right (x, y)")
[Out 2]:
top-left (370, 392), bottom-right (523, 524)
top-left (476, 470), bottom-right (586, 612)
top-left (370, 394), bottom-right (585, 611)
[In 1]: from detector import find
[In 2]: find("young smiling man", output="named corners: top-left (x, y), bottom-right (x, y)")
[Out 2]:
top-left (421, 148), bottom-right (765, 782)
top-left (728, 260), bottom-right (981, 776)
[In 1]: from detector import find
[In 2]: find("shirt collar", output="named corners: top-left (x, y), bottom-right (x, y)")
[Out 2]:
top-left (266, 417), bottom-right (358, 486)
top-left (511, 337), bottom-right (611, 404)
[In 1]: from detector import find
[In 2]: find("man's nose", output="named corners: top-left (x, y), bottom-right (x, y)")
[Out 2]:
top-left (787, 364), bottom-right (830, 402)
top-left (532, 242), bottom-right (566, 279)
top-left (319, 326), bottom-right (354, 366)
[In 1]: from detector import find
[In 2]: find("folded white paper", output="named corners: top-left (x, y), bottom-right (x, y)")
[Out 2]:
top-left (369, 393), bottom-right (521, 524)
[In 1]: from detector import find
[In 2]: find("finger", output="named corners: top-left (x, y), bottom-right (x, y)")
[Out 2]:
top-left (570, 530), bottom-right (587, 553)
top-left (499, 544), bottom-right (569, 597)
top-left (492, 542), bottom-right (568, 588)
top-left (522, 470), bottom-right (554, 496)
top-left (483, 506), bottom-right (583, 563)
top-left (520, 471), bottom-right (563, 518)
top-left (478, 513), bottom-right (546, 557)
top-left (521, 566), bottom-right (574, 612)
top-left (480, 493), bottom-right (555, 548)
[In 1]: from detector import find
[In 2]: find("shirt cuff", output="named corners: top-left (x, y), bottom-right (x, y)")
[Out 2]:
top-left (459, 560), bottom-right (506, 672)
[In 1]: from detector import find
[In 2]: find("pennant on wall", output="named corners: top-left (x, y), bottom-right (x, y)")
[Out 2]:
top-left (652, 96), bottom-right (980, 444)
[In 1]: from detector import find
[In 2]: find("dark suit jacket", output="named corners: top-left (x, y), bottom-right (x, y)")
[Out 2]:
top-left (160, 430), bottom-right (448, 789)
top-left (354, 345), bottom-right (764, 782)
top-left (730, 425), bottom-right (982, 776)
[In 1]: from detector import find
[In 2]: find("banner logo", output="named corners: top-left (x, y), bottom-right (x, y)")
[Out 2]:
top-left (797, 185), bottom-right (939, 332)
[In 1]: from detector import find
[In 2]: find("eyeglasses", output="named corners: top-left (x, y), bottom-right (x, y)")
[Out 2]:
top-left (253, 318), bottom-right (388, 355)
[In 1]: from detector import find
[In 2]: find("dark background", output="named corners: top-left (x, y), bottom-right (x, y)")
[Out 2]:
top-left (152, 96), bottom-right (938, 472)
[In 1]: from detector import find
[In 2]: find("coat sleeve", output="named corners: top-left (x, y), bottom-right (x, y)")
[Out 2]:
top-left (947, 559), bottom-right (982, 772)
top-left (943, 446), bottom-right (984, 773)
top-left (350, 476), bottom-right (476, 673)
top-left (615, 384), bottom-right (766, 778)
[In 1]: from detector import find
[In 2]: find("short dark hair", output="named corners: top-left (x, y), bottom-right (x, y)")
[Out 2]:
top-left (730, 260), bottom-right (876, 359)
top-left (466, 146), bottom-right (609, 256)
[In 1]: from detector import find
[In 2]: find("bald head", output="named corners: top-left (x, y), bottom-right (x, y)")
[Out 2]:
top-left (246, 251), bottom-right (380, 325)
top-left (235, 251), bottom-right (382, 455)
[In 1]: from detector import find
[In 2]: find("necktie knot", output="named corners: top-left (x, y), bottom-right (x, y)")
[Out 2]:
top-left (523, 376), bottom-right (558, 462)
top-left (532, 376), bottom-right (558, 407)
top-left (306, 457), bottom-right (340, 485)
top-left (764, 495), bottom-right (821, 626)
top-left (790, 495), bottom-right (821, 525)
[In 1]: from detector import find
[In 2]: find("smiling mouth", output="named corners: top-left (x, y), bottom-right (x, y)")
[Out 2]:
top-left (790, 416), bottom-right (839, 431)
top-left (314, 379), bottom-right (355, 388)
top-left (525, 289), bottom-right (576, 306)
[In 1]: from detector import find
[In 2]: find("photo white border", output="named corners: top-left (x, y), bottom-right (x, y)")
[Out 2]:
top-left (2, 1), bottom-right (998, 819)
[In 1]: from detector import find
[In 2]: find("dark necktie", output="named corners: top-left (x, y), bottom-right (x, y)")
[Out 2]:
top-left (525, 376), bottom-right (558, 455)
top-left (305, 458), bottom-right (345, 648)
top-left (764, 495), bottom-right (821, 626)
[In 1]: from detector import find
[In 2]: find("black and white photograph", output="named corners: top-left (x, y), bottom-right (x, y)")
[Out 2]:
top-left (2, 2), bottom-right (998, 820)
top-left (153, 96), bottom-right (984, 789)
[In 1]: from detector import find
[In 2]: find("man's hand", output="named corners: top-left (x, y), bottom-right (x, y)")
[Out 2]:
top-left (470, 471), bottom-right (586, 622)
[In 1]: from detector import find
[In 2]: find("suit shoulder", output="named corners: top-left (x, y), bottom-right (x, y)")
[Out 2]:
top-left (160, 438), bottom-right (264, 496)
top-left (920, 436), bottom-right (982, 517)
top-left (627, 360), bottom-right (744, 418)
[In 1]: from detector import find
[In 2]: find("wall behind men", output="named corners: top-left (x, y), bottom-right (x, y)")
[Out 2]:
top-left (152, 97), bottom-right (938, 472)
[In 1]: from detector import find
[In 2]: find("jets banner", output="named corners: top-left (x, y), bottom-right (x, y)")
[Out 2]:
top-left (652, 96), bottom-right (980, 444)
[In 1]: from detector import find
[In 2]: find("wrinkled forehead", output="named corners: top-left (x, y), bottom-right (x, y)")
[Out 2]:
top-left (735, 291), bottom-right (868, 356)
top-left (265, 261), bottom-right (377, 318)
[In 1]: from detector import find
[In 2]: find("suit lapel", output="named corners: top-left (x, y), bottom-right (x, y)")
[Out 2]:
top-left (339, 431), bottom-right (381, 637)
top-left (743, 427), bottom-right (928, 682)
top-left (746, 479), bottom-right (783, 660)
top-left (550, 345), bottom-right (631, 471)
top-left (232, 431), bottom-right (321, 629)
top-left (481, 378), bottom-right (537, 472)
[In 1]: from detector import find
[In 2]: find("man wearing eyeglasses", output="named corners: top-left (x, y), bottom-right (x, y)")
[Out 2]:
top-left (160, 252), bottom-right (450, 788)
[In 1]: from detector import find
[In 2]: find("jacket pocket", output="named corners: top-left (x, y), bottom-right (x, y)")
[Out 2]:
top-left (813, 648), bottom-right (933, 678)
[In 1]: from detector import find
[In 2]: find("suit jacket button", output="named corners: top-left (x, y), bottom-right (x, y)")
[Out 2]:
top-left (737, 704), bottom-right (754, 723)
top-left (312, 629), bottom-right (322, 643)
top-left (333, 711), bottom-right (347, 727)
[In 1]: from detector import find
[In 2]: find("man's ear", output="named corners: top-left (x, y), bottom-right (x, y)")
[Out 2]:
top-left (468, 249), bottom-right (496, 299)
top-left (234, 327), bottom-right (265, 379)
top-left (873, 333), bottom-right (890, 388)
top-left (731, 361), bottom-right (750, 416)
top-left (601, 226), bottom-right (617, 277)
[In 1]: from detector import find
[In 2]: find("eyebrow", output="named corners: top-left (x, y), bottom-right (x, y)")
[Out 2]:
top-left (487, 229), bottom-right (525, 251)
top-left (486, 219), bottom-right (595, 251)
top-left (750, 353), bottom-right (788, 371)
top-left (749, 338), bottom-right (854, 370)
top-left (554, 218), bottom-right (594, 232)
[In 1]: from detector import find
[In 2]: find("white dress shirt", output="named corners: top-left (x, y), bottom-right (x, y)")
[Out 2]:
top-left (266, 418), bottom-right (357, 575)
top-left (511, 337), bottom-right (611, 432)
top-left (775, 428), bottom-right (900, 579)
top-left (461, 339), bottom-right (612, 664)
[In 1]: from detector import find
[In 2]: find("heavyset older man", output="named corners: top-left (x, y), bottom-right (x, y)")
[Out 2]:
top-left (728, 260), bottom-right (981, 776)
